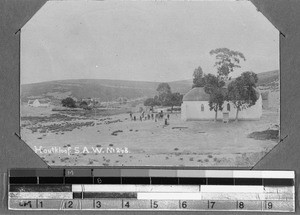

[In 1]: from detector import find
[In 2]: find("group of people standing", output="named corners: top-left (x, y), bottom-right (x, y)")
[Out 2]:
top-left (129, 110), bottom-right (170, 125)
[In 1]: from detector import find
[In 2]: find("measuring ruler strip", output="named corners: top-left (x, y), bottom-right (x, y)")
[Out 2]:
top-left (8, 199), bottom-right (294, 211)
top-left (8, 169), bottom-right (295, 211)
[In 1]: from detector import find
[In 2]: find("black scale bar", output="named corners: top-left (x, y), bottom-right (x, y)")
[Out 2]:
top-left (9, 177), bottom-right (37, 184)
top-left (65, 177), bottom-right (94, 184)
top-left (264, 179), bottom-right (294, 186)
top-left (178, 177), bottom-right (206, 185)
top-left (122, 177), bottom-right (150, 184)
top-left (9, 177), bottom-right (294, 186)
top-left (73, 192), bottom-right (137, 199)
top-left (208, 178), bottom-right (234, 185)
top-left (235, 178), bottom-right (263, 185)
top-left (39, 177), bottom-right (64, 184)
top-left (84, 192), bottom-right (137, 199)
top-left (151, 177), bottom-right (179, 185)
top-left (94, 177), bottom-right (121, 184)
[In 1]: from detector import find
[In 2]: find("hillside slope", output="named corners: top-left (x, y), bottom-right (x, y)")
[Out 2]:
top-left (21, 79), bottom-right (192, 102)
top-left (21, 70), bottom-right (278, 103)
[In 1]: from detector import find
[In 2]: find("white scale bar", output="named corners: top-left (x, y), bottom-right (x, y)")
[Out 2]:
top-left (137, 192), bottom-right (294, 200)
top-left (72, 185), bottom-right (265, 193)
top-left (138, 193), bottom-right (203, 200)
top-left (233, 171), bottom-right (294, 179)
top-left (72, 185), bottom-right (200, 192)
top-left (201, 185), bottom-right (264, 193)
top-left (9, 192), bottom-right (73, 199)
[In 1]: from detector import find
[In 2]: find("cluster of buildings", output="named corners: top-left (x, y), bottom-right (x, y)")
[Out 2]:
top-left (26, 87), bottom-right (269, 122)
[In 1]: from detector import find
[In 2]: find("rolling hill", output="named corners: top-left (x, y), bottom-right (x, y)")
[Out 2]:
top-left (21, 79), bottom-right (193, 103)
top-left (256, 70), bottom-right (279, 86)
top-left (21, 70), bottom-right (278, 103)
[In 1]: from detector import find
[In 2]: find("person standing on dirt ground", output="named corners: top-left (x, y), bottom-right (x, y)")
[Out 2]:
top-left (164, 116), bottom-right (168, 125)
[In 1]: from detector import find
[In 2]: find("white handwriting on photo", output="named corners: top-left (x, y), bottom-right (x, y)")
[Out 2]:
top-left (34, 146), bottom-right (130, 156)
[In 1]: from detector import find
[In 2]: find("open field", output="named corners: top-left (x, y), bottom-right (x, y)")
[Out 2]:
top-left (20, 104), bottom-right (279, 167)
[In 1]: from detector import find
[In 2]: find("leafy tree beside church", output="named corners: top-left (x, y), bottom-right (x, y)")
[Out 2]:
top-left (227, 71), bottom-right (259, 121)
top-left (203, 74), bottom-right (225, 121)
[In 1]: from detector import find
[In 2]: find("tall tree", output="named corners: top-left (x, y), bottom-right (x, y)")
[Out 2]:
top-left (163, 92), bottom-right (183, 111)
top-left (156, 83), bottom-right (171, 95)
top-left (144, 97), bottom-right (160, 109)
top-left (192, 66), bottom-right (205, 88)
top-left (227, 71), bottom-right (259, 121)
top-left (204, 74), bottom-right (225, 121)
top-left (156, 83), bottom-right (172, 105)
top-left (210, 48), bottom-right (246, 81)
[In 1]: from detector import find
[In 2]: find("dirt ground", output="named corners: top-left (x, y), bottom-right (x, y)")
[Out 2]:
top-left (20, 105), bottom-right (279, 167)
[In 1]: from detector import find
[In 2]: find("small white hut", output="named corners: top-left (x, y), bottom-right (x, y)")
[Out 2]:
top-left (28, 99), bottom-right (50, 107)
top-left (181, 87), bottom-right (262, 121)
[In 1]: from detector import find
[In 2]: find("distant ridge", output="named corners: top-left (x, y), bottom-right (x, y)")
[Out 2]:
top-left (21, 70), bottom-right (278, 102)
top-left (256, 70), bottom-right (279, 86)
top-left (21, 79), bottom-right (193, 102)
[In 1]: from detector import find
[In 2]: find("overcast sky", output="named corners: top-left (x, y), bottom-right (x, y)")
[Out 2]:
top-left (21, 0), bottom-right (279, 84)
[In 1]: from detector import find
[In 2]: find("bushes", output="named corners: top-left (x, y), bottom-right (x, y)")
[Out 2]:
top-left (61, 97), bottom-right (76, 108)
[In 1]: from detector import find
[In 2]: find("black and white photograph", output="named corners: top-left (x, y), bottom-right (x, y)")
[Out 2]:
top-left (20, 0), bottom-right (279, 167)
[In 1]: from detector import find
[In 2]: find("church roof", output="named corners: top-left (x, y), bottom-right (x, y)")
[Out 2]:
top-left (182, 87), bottom-right (210, 101)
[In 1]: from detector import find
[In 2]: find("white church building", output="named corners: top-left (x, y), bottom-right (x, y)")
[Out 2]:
top-left (181, 87), bottom-right (262, 121)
